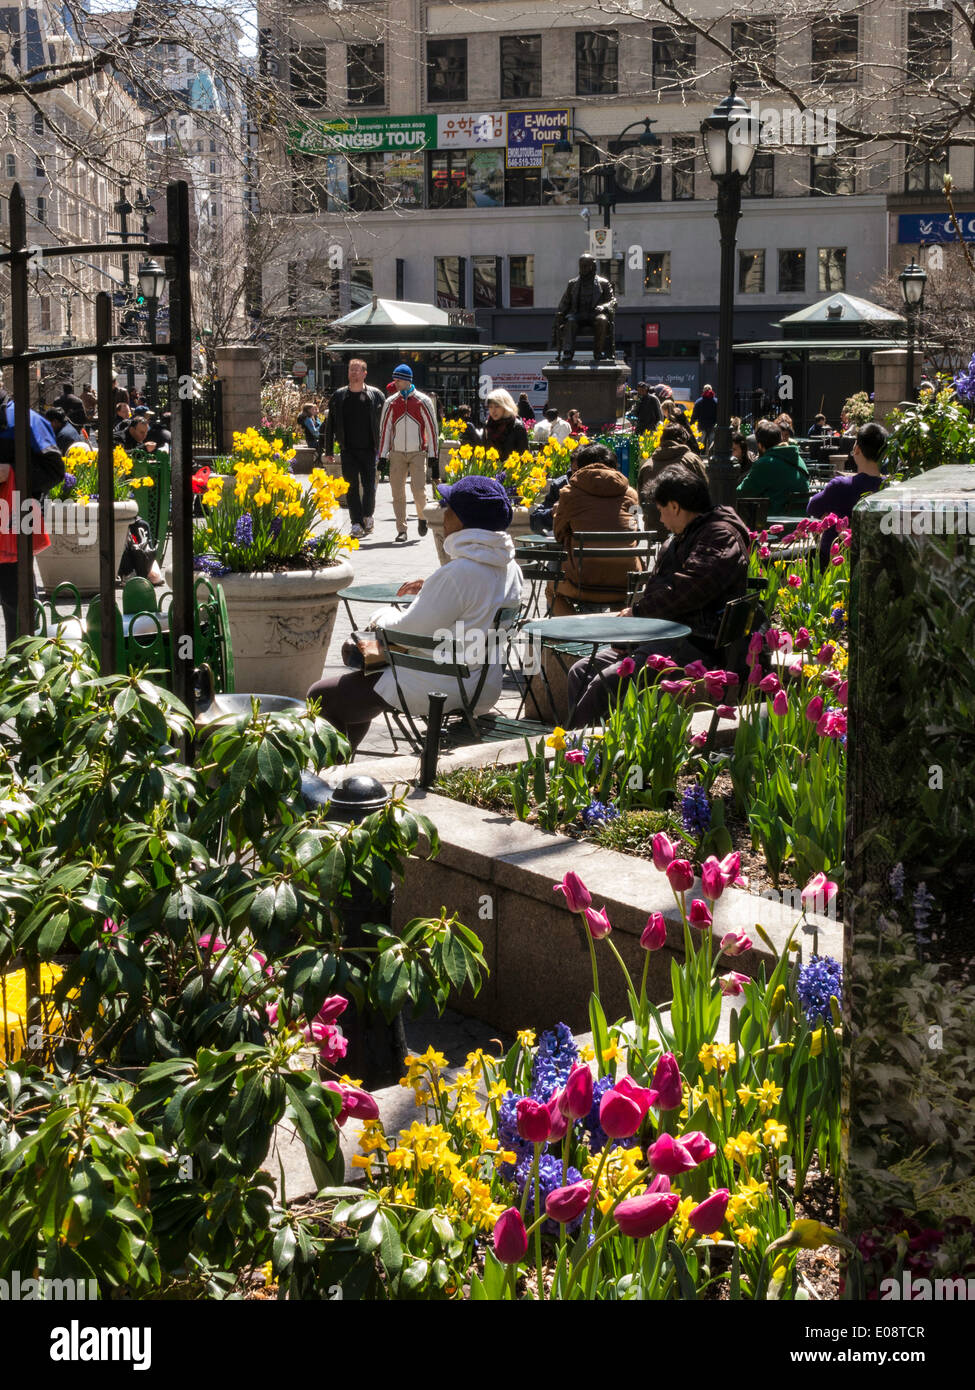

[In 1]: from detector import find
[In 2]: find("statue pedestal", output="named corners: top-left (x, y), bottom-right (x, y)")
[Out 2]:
top-left (542, 360), bottom-right (631, 432)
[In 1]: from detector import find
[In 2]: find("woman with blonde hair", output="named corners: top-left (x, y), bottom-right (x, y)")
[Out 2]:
top-left (482, 388), bottom-right (529, 462)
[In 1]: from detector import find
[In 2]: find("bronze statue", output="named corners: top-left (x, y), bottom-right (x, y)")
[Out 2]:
top-left (552, 254), bottom-right (617, 365)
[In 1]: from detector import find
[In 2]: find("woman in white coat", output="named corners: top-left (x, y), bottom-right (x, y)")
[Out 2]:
top-left (308, 475), bottom-right (523, 751)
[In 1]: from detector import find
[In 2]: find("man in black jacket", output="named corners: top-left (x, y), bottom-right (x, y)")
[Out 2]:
top-left (630, 381), bottom-right (662, 434)
top-left (321, 358), bottom-right (385, 539)
top-left (51, 380), bottom-right (88, 429)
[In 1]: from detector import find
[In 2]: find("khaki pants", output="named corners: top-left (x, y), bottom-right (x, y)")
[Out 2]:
top-left (388, 449), bottom-right (427, 532)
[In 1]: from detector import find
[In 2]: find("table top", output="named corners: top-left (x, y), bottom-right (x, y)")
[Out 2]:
top-left (516, 534), bottom-right (560, 548)
top-left (338, 583), bottom-right (413, 604)
top-left (523, 614), bottom-right (691, 645)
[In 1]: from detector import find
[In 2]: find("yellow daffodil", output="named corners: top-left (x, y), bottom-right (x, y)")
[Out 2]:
top-left (516, 1029), bottom-right (536, 1048)
top-left (762, 1118), bottom-right (788, 1149)
top-left (755, 1079), bottom-right (783, 1114)
top-left (736, 1224), bottom-right (760, 1250)
top-left (546, 727), bottom-right (567, 751)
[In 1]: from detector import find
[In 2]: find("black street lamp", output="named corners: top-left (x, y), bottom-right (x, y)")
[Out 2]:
top-left (700, 84), bottom-right (760, 505)
top-left (138, 257), bottom-right (167, 411)
top-left (899, 257), bottom-right (927, 401)
top-left (554, 117), bottom-right (660, 230)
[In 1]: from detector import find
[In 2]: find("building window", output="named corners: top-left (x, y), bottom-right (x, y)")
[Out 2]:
top-left (500, 35), bottom-right (541, 99)
top-left (778, 249), bottom-right (806, 294)
top-left (504, 167), bottom-right (540, 207)
top-left (348, 152), bottom-right (385, 212)
top-left (907, 9), bottom-right (952, 80)
top-left (576, 31), bottom-right (618, 96)
top-left (36, 196), bottom-right (46, 224)
top-left (35, 155), bottom-right (45, 177)
top-left (644, 251), bottom-right (671, 293)
top-left (905, 149), bottom-right (948, 193)
top-left (818, 247), bottom-right (847, 292)
top-left (473, 254), bottom-right (501, 308)
top-left (210, 139), bottom-right (216, 152)
top-left (744, 150), bottom-right (774, 198)
top-left (731, 19), bottom-right (776, 86)
top-left (428, 151), bottom-right (468, 208)
top-left (427, 39), bottom-right (467, 103)
top-left (811, 17), bottom-right (859, 85)
top-left (290, 47), bottom-right (326, 107)
top-left (671, 136), bottom-right (695, 200)
top-left (599, 259), bottom-right (624, 296)
top-left (738, 249), bottom-right (765, 294)
top-left (209, 160), bottom-right (217, 174)
top-left (39, 295), bottom-right (51, 331)
top-left (351, 259), bottom-right (373, 307)
top-left (348, 43), bottom-right (384, 106)
top-left (469, 150), bottom-right (505, 207)
top-left (810, 155), bottom-right (855, 196)
top-left (435, 255), bottom-right (465, 308)
top-left (32, 111), bottom-right (44, 135)
top-left (5, 154), bottom-right (15, 178)
top-left (652, 26), bottom-right (696, 87)
top-left (509, 254), bottom-right (534, 307)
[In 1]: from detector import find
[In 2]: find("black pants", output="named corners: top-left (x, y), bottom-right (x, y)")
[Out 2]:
top-left (341, 448), bottom-right (377, 528)
top-left (567, 636), bottom-right (709, 728)
top-left (0, 562), bottom-right (32, 651)
top-left (307, 667), bottom-right (396, 752)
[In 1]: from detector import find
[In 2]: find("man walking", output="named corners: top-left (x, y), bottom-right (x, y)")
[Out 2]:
top-left (691, 385), bottom-right (718, 450)
top-left (322, 358), bottom-right (384, 539)
top-left (630, 381), bottom-right (662, 434)
top-left (378, 364), bottom-right (439, 543)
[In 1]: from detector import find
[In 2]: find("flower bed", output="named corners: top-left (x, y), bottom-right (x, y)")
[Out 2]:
top-left (441, 435), bottom-right (588, 508)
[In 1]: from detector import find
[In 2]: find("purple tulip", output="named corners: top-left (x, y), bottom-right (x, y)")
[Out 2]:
top-left (652, 832), bottom-right (678, 872)
top-left (554, 871), bottom-right (591, 913)
top-left (666, 859), bottom-right (694, 895)
top-left (494, 1208), bottom-right (528, 1264)
top-left (641, 912), bottom-right (667, 951)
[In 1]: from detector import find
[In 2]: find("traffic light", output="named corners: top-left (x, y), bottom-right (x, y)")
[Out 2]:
top-left (135, 291), bottom-right (146, 307)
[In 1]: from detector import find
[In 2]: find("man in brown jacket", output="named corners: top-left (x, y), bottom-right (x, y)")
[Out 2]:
top-left (550, 443), bottom-right (641, 615)
top-left (637, 423), bottom-right (708, 534)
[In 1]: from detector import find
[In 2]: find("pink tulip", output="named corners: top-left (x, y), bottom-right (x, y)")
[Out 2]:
top-left (564, 748), bottom-right (586, 764)
top-left (554, 871), bottom-right (591, 913)
top-left (768, 524), bottom-right (784, 535)
top-left (646, 653), bottom-right (677, 671)
top-left (817, 643), bottom-right (836, 663)
top-left (765, 629), bottom-right (786, 652)
top-left (324, 1081), bottom-right (380, 1126)
top-left (517, 1098), bottom-right (554, 1144)
top-left (758, 544), bottom-right (771, 559)
top-left (703, 672), bottom-right (727, 700)
top-left (301, 1021), bottom-right (348, 1065)
top-left (641, 912), bottom-right (667, 951)
top-left (689, 1188), bottom-right (730, 1235)
top-left (647, 1133), bottom-right (698, 1176)
top-left (758, 674), bottom-right (781, 695)
top-left (545, 1090), bottom-right (569, 1142)
top-left (718, 851), bottom-right (741, 884)
top-left (679, 1131), bottom-right (718, 1164)
top-left (316, 995), bottom-right (349, 1024)
top-left (559, 1063), bottom-right (594, 1121)
top-left (787, 574), bottom-right (802, 588)
top-left (837, 679), bottom-right (848, 707)
top-left (648, 1052), bottom-right (682, 1111)
top-left (720, 931), bottom-right (752, 957)
top-left (801, 873), bottom-right (838, 909)
top-left (599, 1089), bottom-right (644, 1139)
top-left (700, 856), bottom-right (725, 903)
top-left (684, 660), bottom-right (708, 679)
top-left (688, 899), bottom-right (713, 929)
top-left (820, 669), bottom-right (842, 690)
top-left (646, 1173), bottom-right (672, 1194)
top-left (614, 1190), bottom-right (680, 1239)
top-left (494, 1208), bottom-right (528, 1264)
top-left (660, 679), bottom-right (692, 697)
top-left (719, 971), bottom-right (750, 997)
top-left (805, 695), bottom-right (824, 723)
top-left (651, 832), bottom-right (678, 872)
top-left (583, 906), bottom-right (612, 940)
top-left (717, 704), bottom-right (736, 719)
top-left (772, 690), bottom-right (789, 717)
top-left (617, 657), bottom-right (636, 678)
top-left (793, 627), bottom-right (811, 651)
top-left (689, 732), bottom-right (708, 749)
top-left (614, 1075), bottom-right (655, 1119)
top-left (546, 1181), bottom-right (593, 1225)
top-left (666, 859), bottom-right (694, 895)
top-left (747, 631), bottom-right (764, 657)
top-left (747, 663), bottom-right (763, 686)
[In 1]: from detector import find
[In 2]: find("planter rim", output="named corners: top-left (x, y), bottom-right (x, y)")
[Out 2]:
top-left (48, 498), bottom-right (138, 512)
top-left (191, 556), bottom-right (354, 593)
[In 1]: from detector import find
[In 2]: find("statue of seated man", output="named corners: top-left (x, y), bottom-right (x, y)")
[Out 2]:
top-left (552, 254), bottom-right (617, 365)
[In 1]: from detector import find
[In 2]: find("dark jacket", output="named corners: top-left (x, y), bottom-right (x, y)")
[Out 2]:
top-left (631, 391), bottom-right (662, 433)
top-left (691, 393), bottom-right (718, 432)
top-left (54, 420), bottom-right (84, 454)
top-left (483, 414), bottom-right (529, 463)
top-left (299, 412), bottom-right (321, 448)
top-left (634, 505), bottom-right (750, 642)
top-left (736, 442), bottom-right (809, 514)
top-left (553, 462), bottom-right (642, 603)
top-left (323, 384), bottom-right (384, 456)
top-left (529, 472), bottom-right (570, 534)
top-left (52, 391), bottom-right (87, 428)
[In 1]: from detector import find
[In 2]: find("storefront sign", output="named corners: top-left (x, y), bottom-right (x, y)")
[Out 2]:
top-left (438, 112), bottom-right (505, 148)
top-left (447, 309), bottom-right (475, 327)
top-left (289, 115), bottom-right (436, 156)
top-left (898, 212), bottom-right (975, 243)
top-left (590, 227), bottom-right (617, 258)
top-left (506, 109), bottom-right (570, 168)
top-left (644, 322), bottom-right (659, 349)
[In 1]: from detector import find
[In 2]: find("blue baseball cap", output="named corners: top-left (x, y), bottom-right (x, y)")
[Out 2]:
top-left (392, 363), bottom-right (413, 382)
top-left (436, 475), bottom-right (512, 532)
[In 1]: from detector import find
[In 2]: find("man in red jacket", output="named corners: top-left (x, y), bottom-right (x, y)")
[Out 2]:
top-left (566, 467), bottom-right (750, 725)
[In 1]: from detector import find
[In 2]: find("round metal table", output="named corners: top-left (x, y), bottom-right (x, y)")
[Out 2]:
top-left (337, 583), bottom-right (413, 627)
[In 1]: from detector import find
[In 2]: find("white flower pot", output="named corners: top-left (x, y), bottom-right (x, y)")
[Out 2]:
top-left (35, 499), bottom-right (138, 596)
top-left (216, 558), bottom-right (355, 698)
top-left (423, 502), bottom-right (532, 566)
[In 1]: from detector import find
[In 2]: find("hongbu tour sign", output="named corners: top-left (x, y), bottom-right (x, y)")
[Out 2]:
top-left (506, 110), bottom-right (570, 168)
top-left (290, 115), bottom-right (437, 155)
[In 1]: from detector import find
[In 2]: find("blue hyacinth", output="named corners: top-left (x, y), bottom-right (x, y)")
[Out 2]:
top-left (581, 1074), bottom-right (616, 1153)
top-left (234, 511), bottom-right (254, 547)
top-left (514, 1152), bottom-right (586, 1232)
top-left (796, 954), bottom-right (843, 1024)
top-left (953, 352), bottom-right (975, 403)
top-left (270, 515), bottom-right (283, 538)
top-left (530, 1024), bottom-right (579, 1101)
top-left (582, 799), bottom-right (619, 829)
top-left (193, 556), bottom-right (232, 577)
top-left (681, 783), bottom-right (711, 836)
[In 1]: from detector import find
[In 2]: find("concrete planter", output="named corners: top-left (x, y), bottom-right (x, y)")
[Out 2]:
top-left (35, 499), bottom-right (138, 596)
top-left (423, 502), bottom-right (532, 566)
top-left (217, 558), bottom-right (354, 698)
top-left (439, 440), bottom-right (459, 476)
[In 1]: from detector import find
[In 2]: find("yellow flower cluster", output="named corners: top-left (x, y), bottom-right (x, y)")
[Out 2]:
top-left (1, 963), bottom-right (65, 1062)
top-left (231, 427), bottom-right (297, 469)
top-left (398, 1045), bottom-right (449, 1107)
top-left (735, 1078), bottom-right (783, 1114)
top-left (129, 476), bottom-right (155, 490)
top-left (308, 468), bottom-right (350, 526)
top-left (698, 1042), bottom-right (738, 1075)
top-left (586, 1145), bottom-right (646, 1216)
top-left (637, 416), bottom-right (706, 461)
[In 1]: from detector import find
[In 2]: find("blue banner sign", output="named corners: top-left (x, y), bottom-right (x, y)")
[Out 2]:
top-left (898, 212), bottom-right (975, 243)
top-left (506, 110), bottom-right (569, 168)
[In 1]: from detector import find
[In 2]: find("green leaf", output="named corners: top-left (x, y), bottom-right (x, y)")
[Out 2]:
top-left (400, 1258), bottom-right (429, 1293)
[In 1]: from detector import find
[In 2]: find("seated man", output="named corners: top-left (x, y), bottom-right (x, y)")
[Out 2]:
top-left (551, 442), bottom-right (641, 615)
top-left (308, 476), bottom-right (522, 751)
top-left (44, 406), bottom-right (87, 455)
top-left (736, 417), bottom-right (810, 515)
top-left (807, 420), bottom-right (886, 568)
top-left (567, 467), bottom-right (751, 727)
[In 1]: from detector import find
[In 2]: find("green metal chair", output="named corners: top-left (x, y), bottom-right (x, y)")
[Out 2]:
top-left (84, 596), bottom-right (125, 671)
top-left (128, 450), bottom-right (172, 553)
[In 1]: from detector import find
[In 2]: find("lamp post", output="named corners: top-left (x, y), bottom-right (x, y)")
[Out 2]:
top-left (138, 258), bottom-right (167, 412)
top-left (899, 257), bottom-right (927, 402)
top-left (700, 84), bottom-right (759, 506)
top-left (553, 117), bottom-right (660, 231)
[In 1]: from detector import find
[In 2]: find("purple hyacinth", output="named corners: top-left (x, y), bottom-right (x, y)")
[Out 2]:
top-left (193, 556), bottom-right (232, 577)
top-left (234, 511), bottom-right (254, 547)
top-left (62, 471), bottom-right (76, 494)
top-left (681, 783), bottom-right (711, 836)
top-left (531, 1024), bottom-right (579, 1100)
top-left (514, 1152), bottom-right (585, 1234)
top-left (953, 352), bottom-right (975, 403)
top-left (270, 515), bottom-right (283, 538)
top-left (581, 799), bottom-right (619, 829)
top-left (796, 954), bottom-right (843, 1025)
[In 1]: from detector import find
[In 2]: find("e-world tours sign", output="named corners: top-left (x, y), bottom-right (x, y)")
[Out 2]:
top-left (290, 115), bottom-right (437, 156)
